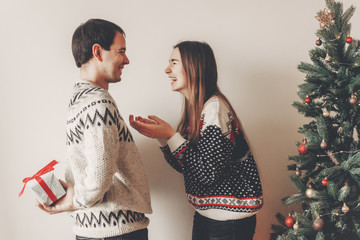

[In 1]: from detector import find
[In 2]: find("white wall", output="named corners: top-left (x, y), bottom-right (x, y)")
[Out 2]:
top-left (1, 0), bottom-right (360, 239)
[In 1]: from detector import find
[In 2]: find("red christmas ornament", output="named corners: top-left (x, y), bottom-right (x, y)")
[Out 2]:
top-left (322, 178), bottom-right (328, 186)
top-left (298, 144), bottom-right (308, 155)
top-left (285, 215), bottom-right (295, 228)
top-left (315, 39), bottom-right (322, 46)
top-left (305, 97), bottom-right (311, 104)
top-left (346, 36), bottom-right (353, 43)
top-left (302, 137), bottom-right (307, 144)
top-left (313, 217), bottom-right (324, 231)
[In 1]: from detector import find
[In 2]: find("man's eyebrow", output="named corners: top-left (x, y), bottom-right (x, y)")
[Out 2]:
top-left (118, 48), bottom-right (126, 51)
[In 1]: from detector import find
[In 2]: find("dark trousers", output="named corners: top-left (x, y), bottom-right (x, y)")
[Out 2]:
top-left (192, 212), bottom-right (256, 240)
top-left (76, 228), bottom-right (148, 240)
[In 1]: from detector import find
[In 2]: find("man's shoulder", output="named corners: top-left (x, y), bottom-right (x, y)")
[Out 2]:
top-left (66, 83), bottom-right (121, 129)
top-left (69, 82), bottom-right (114, 108)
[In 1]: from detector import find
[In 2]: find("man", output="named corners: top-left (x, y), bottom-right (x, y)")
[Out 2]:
top-left (38, 19), bottom-right (152, 240)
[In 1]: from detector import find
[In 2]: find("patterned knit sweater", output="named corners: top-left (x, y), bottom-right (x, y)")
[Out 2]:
top-left (65, 81), bottom-right (152, 238)
top-left (160, 96), bottom-right (263, 221)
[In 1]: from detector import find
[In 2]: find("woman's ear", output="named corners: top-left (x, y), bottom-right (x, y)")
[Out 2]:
top-left (92, 44), bottom-right (102, 62)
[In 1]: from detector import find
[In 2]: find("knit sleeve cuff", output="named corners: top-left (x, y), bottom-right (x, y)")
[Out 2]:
top-left (167, 132), bottom-right (187, 153)
top-left (73, 196), bottom-right (87, 209)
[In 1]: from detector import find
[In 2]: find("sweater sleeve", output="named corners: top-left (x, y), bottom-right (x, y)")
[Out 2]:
top-left (73, 106), bottom-right (119, 208)
top-left (163, 98), bottom-right (236, 187)
top-left (160, 143), bottom-right (184, 173)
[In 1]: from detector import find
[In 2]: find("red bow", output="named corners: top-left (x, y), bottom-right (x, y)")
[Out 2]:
top-left (19, 160), bottom-right (59, 203)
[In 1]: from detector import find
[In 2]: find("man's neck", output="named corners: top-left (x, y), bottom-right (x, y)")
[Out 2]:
top-left (80, 66), bottom-right (109, 90)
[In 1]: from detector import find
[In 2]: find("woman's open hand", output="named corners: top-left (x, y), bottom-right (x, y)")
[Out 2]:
top-left (129, 115), bottom-right (176, 139)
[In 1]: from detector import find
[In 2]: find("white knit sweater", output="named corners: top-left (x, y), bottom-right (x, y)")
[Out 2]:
top-left (65, 81), bottom-right (152, 238)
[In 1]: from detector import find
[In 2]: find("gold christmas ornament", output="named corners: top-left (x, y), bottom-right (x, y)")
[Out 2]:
top-left (342, 203), bottom-right (350, 213)
top-left (306, 187), bottom-right (316, 198)
top-left (293, 221), bottom-right (300, 230)
top-left (320, 139), bottom-right (327, 149)
top-left (323, 109), bottom-right (330, 117)
top-left (315, 8), bottom-right (335, 28)
top-left (325, 53), bottom-right (332, 62)
top-left (295, 168), bottom-right (302, 177)
top-left (350, 94), bottom-right (357, 105)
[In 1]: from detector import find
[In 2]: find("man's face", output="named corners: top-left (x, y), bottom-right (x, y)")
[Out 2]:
top-left (101, 31), bottom-right (129, 85)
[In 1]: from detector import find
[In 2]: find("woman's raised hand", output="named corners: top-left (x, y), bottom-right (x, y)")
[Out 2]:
top-left (129, 115), bottom-right (176, 140)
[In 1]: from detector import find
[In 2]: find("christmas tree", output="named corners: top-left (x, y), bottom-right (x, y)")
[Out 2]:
top-left (271, 0), bottom-right (360, 239)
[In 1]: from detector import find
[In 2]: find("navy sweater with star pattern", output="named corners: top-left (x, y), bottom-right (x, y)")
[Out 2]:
top-left (160, 96), bottom-right (263, 220)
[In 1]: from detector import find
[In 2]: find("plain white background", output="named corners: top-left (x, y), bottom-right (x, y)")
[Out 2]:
top-left (1, 0), bottom-right (360, 239)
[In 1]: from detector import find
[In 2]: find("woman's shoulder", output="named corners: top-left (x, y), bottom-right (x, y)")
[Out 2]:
top-left (203, 95), bottom-right (231, 114)
top-left (200, 95), bottom-right (241, 142)
top-left (200, 95), bottom-right (234, 131)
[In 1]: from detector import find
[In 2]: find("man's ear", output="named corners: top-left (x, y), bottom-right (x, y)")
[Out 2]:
top-left (92, 44), bottom-right (102, 62)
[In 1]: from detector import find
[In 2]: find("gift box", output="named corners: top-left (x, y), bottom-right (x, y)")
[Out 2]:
top-left (19, 160), bottom-right (66, 206)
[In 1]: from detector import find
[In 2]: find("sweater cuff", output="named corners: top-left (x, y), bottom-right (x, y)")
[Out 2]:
top-left (167, 132), bottom-right (187, 153)
top-left (73, 196), bottom-right (86, 209)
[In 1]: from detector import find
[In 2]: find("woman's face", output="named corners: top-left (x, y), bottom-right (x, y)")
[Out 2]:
top-left (165, 48), bottom-right (189, 98)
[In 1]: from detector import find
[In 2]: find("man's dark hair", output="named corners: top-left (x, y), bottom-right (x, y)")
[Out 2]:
top-left (72, 19), bottom-right (125, 68)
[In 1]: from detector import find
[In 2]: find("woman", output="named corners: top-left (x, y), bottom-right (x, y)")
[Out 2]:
top-left (130, 41), bottom-right (263, 240)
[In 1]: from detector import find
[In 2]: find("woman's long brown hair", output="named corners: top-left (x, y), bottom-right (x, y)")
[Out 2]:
top-left (175, 41), bottom-right (248, 144)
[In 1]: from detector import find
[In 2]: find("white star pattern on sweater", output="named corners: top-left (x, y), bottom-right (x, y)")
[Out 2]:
top-left (161, 96), bottom-right (263, 220)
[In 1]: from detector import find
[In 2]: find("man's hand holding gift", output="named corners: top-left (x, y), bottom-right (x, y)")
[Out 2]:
top-left (37, 179), bottom-right (77, 214)
top-left (19, 160), bottom-right (77, 214)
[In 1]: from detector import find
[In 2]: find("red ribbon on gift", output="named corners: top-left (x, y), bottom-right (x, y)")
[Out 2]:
top-left (19, 160), bottom-right (59, 203)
